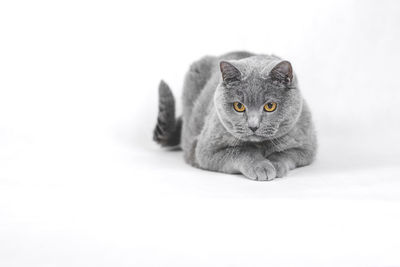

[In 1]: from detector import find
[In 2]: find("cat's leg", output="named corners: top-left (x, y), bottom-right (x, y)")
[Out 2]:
top-left (267, 147), bottom-right (316, 178)
top-left (194, 113), bottom-right (278, 181)
top-left (196, 142), bottom-right (278, 181)
top-left (266, 103), bottom-right (317, 178)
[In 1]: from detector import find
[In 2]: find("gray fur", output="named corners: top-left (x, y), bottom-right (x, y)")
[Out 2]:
top-left (154, 51), bottom-right (317, 181)
top-left (153, 80), bottom-right (181, 146)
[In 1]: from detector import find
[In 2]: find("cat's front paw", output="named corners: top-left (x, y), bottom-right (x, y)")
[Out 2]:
top-left (269, 159), bottom-right (291, 178)
top-left (239, 160), bottom-right (277, 181)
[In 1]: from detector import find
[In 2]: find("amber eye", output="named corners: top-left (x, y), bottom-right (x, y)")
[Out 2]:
top-left (233, 102), bottom-right (246, 112)
top-left (264, 102), bottom-right (277, 112)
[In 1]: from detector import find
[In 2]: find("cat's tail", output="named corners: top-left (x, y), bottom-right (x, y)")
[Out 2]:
top-left (153, 80), bottom-right (182, 147)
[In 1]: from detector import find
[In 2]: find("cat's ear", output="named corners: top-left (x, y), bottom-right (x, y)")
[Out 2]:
top-left (219, 61), bottom-right (241, 84)
top-left (270, 61), bottom-right (293, 84)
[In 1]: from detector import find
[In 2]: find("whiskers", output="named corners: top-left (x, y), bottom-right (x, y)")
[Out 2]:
top-left (233, 125), bottom-right (247, 134)
top-left (232, 123), bottom-right (285, 149)
top-left (260, 125), bottom-right (278, 136)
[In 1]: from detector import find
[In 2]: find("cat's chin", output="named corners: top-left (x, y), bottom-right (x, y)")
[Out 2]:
top-left (237, 134), bottom-right (274, 142)
top-left (246, 135), bottom-right (267, 142)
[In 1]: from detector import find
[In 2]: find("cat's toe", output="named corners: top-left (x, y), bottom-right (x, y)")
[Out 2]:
top-left (255, 167), bottom-right (268, 181)
top-left (271, 160), bottom-right (290, 178)
top-left (241, 160), bottom-right (277, 181)
top-left (256, 165), bottom-right (276, 181)
top-left (240, 166), bottom-right (258, 180)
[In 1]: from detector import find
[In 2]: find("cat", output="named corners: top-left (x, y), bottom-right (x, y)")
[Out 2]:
top-left (153, 51), bottom-right (317, 181)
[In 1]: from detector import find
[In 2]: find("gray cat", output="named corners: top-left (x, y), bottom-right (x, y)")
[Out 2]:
top-left (153, 51), bottom-right (317, 181)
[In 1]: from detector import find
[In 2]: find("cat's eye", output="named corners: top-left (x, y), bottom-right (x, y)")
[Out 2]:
top-left (264, 102), bottom-right (277, 112)
top-left (233, 102), bottom-right (246, 112)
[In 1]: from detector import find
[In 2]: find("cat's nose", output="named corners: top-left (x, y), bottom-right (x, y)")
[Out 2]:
top-left (249, 126), bottom-right (259, 132)
top-left (248, 115), bottom-right (260, 132)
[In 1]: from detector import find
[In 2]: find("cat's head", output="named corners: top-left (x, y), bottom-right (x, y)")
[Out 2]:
top-left (214, 56), bottom-right (302, 142)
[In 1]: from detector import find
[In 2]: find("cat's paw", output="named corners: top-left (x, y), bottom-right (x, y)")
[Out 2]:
top-left (269, 159), bottom-right (290, 178)
top-left (239, 160), bottom-right (277, 181)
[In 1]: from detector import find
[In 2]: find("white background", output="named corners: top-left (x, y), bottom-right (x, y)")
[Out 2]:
top-left (1, 0), bottom-right (400, 266)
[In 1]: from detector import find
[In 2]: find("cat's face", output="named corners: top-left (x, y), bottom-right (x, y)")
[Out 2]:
top-left (214, 57), bottom-right (302, 142)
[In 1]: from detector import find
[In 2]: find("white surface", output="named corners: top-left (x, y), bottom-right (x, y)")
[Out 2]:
top-left (1, 0), bottom-right (400, 266)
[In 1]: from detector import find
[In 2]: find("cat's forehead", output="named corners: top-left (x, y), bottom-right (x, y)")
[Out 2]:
top-left (229, 78), bottom-right (283, 103)
top-left (222, 55), bottom-right (295, 102)
top-left (236, 55), bottom-right (283, 78)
